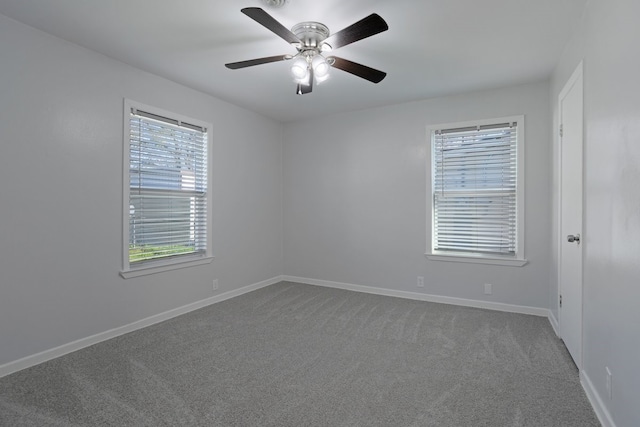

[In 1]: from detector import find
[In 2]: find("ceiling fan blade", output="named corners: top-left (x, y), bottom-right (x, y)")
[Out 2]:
top-left (241, 7), bottom-right (302, 45)
top-left (322, 14), bottom-right (388, 50)
top-left (296, 68), bottom-right (313, 95)
top-left (328, 56), bottom-right (387, 83)
top-left (225, 55), bottom-right (291, 69)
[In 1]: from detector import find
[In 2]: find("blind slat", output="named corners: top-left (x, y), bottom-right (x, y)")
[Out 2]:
top-left (433, 122), bottom-right (518, 255)
top-left (128, 109), bottom-right (208, 264)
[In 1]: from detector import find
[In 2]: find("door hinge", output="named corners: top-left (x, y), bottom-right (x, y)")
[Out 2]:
top-left (560, 294), bottom-right (563, 308)
top-left (559, 124), bottom-right (563, 138)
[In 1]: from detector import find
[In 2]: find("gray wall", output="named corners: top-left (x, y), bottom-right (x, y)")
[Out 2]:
top-left (0, 15), bottom-right (283, 365)
top-left (3, 3), bottom-right (638, 423)
top-left (550, 0), bottom-right (640, 425)
top-left (283, 82), bottom-right (551, 309)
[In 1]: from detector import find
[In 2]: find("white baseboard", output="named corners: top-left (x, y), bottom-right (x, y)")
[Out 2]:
top-left (0, 275), bottom-right (283, 379)
top-left (581, 370), bottom-right (616, 427)
top-left (282, 275), bottom-right (549, 317)
top-left (548, 309), bottom-right (560, 336)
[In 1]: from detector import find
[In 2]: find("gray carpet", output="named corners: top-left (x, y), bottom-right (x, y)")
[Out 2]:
top-left (0, 281), bottom-right (599, 426)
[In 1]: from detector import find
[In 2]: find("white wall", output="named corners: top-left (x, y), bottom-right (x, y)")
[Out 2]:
top-left (0, 15), bottom-right (283, 366)
top-left (283, 82), bottom-right (551, 309)
top-left (6, 6), bottom-right (638, 423)
top-left (550, 0), bottom-right (640, 425)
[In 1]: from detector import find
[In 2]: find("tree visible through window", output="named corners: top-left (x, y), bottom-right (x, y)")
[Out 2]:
top-left (126, 104), bottom-right (209, 265)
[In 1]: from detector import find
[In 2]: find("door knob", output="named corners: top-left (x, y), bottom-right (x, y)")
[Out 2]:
top-left (567, 234), bottom-right (581, 243)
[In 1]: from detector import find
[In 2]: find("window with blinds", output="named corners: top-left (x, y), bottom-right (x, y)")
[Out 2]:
top-left (127, 105), bottom-right (209, 266)
top-left (431, 118), bottom-right (522, 258)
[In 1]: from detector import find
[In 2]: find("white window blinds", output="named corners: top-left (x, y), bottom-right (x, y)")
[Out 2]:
top-left (432, 122), bottom-right (518, 256)
top-left (128, 108), bottom-right (208, 264)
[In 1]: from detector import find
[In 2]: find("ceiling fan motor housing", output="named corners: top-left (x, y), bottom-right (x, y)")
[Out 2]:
top-left (291, 22), bottom-right (330, 50)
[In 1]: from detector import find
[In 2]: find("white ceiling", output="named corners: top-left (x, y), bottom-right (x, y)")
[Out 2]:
top-left (0, 0), bottom-right (586, 122)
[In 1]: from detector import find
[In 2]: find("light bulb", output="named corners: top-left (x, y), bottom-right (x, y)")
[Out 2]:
top-left (290, 57), bottom-right (308, 80)
top-left (312, 55), bottom-right (330, 78)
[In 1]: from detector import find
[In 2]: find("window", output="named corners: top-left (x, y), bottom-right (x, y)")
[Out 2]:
top-left (121, 100), bottom-right (212, 278)
top-left (427, 116), bottom-right (526, 266)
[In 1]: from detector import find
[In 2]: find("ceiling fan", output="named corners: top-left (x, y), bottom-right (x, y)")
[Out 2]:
top-left (225, 7), bottom-right (389, 95)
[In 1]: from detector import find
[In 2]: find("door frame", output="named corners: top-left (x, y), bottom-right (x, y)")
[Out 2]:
top-left (557, 60), bottom-right (584, 368)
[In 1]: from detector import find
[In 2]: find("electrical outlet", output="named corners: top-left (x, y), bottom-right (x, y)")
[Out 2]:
top-left (212, 279), bottom-right (219, 291)
top-left (417, 276), bottom-right (424, 288)
top-left (606, 367), bottom-right (612, 400)
top-left (484, 283), bottom-right (492, 295)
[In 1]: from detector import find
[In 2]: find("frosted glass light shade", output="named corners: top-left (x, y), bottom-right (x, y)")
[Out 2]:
top-left (312, 55), bottom-right (330, 78)
top-left (290, 57), bottom-right (308, 80)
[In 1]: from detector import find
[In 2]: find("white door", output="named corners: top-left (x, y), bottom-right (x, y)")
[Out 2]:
top-left (558, 62), bottom-right (584, 368)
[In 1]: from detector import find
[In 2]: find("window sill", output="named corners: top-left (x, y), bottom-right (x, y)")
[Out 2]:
top-left (425, 253), bottom-right (527, 267)
top-left (120, 255), bottom-right (214, 279)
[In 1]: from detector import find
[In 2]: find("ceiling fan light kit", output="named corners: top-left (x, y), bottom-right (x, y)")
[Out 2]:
top-left (225, 7), bottom-right (388, 95)
top-left (289, 22), bottom-right (331, 85)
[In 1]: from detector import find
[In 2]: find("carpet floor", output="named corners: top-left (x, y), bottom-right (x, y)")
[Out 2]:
top-left (0, 281), bottom-right (599, 426)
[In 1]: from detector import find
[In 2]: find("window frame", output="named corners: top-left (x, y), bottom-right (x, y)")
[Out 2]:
top-left (120, 99), bottom-right (213, 279)
top-left (425, 116), bottom-right (527, 267)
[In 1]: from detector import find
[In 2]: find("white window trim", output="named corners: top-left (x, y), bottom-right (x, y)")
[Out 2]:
top-left (120, 99), bottom-right (214, 279)
top-left (425, 115), bottom-right (527, 267)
